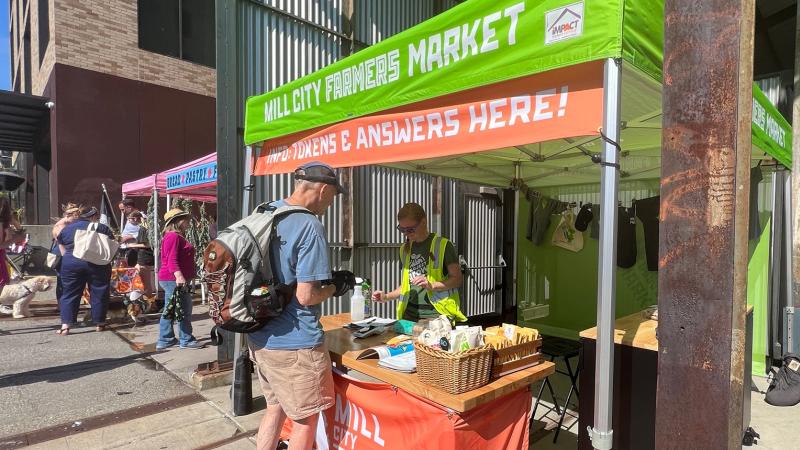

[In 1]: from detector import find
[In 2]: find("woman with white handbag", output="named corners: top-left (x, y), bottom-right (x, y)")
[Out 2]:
top-left (48, 203), bottom-right (82, 304)
top-left (56, 206), bottom-right (117, 335)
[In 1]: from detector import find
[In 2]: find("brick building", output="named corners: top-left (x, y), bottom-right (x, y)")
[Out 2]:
top-left (8, 0), bottom-right (216, 224)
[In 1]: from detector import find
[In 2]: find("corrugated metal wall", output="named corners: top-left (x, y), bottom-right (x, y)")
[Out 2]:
top-left (755, 71), bottom-right (793, 121)
top-left (238, 0), bottom-right (345, 244)
top-left (235, 0), bottom-right (498, 318)
top-left (355, 0), bottom-right (435, 44)
top-left (461, 195), bottom-right (501, 316)
top-left (538, 180), bottom-right (661, 207)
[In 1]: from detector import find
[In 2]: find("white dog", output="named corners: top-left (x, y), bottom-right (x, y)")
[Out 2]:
top-left (0, 276), bottom-right (52, 318)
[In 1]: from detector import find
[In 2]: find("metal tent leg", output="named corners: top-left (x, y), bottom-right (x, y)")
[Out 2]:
top-left (589, 57), bottom-right (622, 450)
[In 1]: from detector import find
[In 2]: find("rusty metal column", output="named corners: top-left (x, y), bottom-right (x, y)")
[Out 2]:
top-left (215, 0), bottom-right (239, 367)
top-left (340, 0), bottom-right (355, 269)
top-left (589, 57), bottom-right (621, 450)
top-left (791, 0), bottom-right (800, 311)
top-left (231, 146), bottom-right (254, 414)
top-left (657, 1), bottom-right (755, 448)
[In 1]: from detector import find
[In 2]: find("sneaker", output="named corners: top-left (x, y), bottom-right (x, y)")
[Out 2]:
top-left (0, 305), bottom-right (11, 315)
top-left (180, 341), bottom-right (205, 350)
top-left (156, 339), bottom-right (178, 351)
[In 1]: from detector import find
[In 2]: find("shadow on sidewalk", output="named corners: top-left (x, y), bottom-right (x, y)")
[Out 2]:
top-left (0, 352), bottom-right (157, 388)
top-left (0, 324), bottom-right (62, 336)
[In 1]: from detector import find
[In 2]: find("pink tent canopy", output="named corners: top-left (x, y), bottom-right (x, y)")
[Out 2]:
top-left (121, 173), bottom-right (165, 198)
top-left (121, 153), bottom-right (216, 203)
top-left (164, 152), bottom-right (216, 202)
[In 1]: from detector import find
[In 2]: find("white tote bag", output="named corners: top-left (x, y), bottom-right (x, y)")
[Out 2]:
top-left (551, 210), bottom-right (584, 252)
top-left (73, 222), bottom-right (119, 265)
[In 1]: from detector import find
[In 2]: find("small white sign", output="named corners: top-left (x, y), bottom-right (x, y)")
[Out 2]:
top-left (545, 2), bottom-right (584, 45)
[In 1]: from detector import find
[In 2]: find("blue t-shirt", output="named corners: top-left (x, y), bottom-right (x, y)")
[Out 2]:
top-left (248, 200), bottom-right (332, 350)
top-left (122, 221), bottom-right (141, 238)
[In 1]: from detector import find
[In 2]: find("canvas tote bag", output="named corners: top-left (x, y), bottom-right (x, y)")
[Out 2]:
top-left (551, 210), bottom-right (584, 252)
top-left (73, 222), bottom-right (119, 265)
top-left (45, 239), bottom-right (61, 269)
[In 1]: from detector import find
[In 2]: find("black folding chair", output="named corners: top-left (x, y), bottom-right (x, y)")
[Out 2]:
top-left (531, 335), bottom-right (582, 443)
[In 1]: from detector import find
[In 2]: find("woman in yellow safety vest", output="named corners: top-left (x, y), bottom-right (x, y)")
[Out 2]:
top-left (371, 202), bottom-right (466, 322)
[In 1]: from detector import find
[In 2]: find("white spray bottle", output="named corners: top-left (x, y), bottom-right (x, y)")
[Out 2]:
top-left (350, 285), bottom-right (365, 322)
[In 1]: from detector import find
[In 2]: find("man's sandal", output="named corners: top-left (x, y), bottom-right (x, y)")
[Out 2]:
top-left (95, 324), bottom-right (108, 332)
top-left (55, 327), bottom-right (70, 336)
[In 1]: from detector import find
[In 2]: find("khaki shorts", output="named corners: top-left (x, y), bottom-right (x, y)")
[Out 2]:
top-left (249, 343), bottom-right (334, 421)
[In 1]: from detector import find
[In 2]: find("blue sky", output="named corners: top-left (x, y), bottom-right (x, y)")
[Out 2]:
top-left (0, 0), bottom-right (9, 90)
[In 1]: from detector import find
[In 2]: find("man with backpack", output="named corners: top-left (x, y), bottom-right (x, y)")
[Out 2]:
top-left (247, 161), bottom-right (355, 450)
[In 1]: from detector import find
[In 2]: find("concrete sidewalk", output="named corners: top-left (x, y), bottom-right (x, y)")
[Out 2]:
top-left (9, 289), bottom-right (799, 450)
top-left (24, 400), bottom-right (255, 450)
top-left (110, 303), bottom-right (225, 390)
top-left (0, 317), bottom-right (194, 445)
top-left (0, 290), bottom-right (260, 450)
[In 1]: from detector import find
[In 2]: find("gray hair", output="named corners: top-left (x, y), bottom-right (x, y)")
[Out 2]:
top-left (294, 179), bottom-right (325, 191)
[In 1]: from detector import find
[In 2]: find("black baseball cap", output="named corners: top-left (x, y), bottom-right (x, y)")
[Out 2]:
top-left (80, 206), bottom-right (99, 219)
top-left (294, 162), bottom-right (345, 194)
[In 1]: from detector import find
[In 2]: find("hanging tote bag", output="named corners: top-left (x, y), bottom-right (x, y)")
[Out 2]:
top-left (45, 239), bottom-right (61, 269)
top-left (73, 223), bottom-right (119, 265)
top-left (551, 210), bottom-right (584, 252)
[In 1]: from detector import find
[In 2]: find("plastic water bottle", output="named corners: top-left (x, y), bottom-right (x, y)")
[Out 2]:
top-left (362, 279), bottom-right (372, 318)
top-left (350, 285), bottom-right (365, 322)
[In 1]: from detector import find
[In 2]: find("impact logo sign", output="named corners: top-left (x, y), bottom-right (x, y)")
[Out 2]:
top-left (545, 2), bottom-right (584, 45)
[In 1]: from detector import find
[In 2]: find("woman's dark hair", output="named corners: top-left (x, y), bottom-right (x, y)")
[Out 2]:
top-left (0, 196), bottom-right (13, 225)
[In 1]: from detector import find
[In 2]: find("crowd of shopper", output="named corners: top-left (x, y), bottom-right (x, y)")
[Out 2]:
top-left (32, 199), bottom-right (204, 350)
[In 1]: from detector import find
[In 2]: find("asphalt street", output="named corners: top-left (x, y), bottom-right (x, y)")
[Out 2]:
top-left (0, 317), bottom-right (193, 439)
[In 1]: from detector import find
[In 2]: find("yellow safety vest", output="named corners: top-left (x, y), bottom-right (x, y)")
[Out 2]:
top-left (397, 233), bottom-right (467, 322)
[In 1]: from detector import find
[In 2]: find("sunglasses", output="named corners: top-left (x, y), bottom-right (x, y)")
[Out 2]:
top-left (396, 222), bottom-right (420, 234)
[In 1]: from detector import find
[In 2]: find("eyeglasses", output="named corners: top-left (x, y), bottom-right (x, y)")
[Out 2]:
top-left (396, 222), bottom-right (420, 234)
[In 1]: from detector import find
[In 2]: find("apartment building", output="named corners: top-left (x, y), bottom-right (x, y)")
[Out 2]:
top-left (8, 0), bottom-right (216, 223)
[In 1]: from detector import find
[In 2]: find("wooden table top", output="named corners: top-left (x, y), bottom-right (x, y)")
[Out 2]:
top-left (321, 314), bottom-right (555, 413)
top-left (579, 311), bottom-right (659, 352)
top-left (579, 307), bottom-right (753, 353)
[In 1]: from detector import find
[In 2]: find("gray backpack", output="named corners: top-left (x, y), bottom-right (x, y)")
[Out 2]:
top-left (201, 203), bottom-right (313, 334)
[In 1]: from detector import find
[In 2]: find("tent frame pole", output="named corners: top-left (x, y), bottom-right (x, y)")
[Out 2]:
top-left (120, 194), bottom-right (126, 231)
top-left (512, 162), bottom-right (521, 318)
top-left (152, 186), bottom-right (160, 295)
top-left (589, 57), bottom-right (622, 450)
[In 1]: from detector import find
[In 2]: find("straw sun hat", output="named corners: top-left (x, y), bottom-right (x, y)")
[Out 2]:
top-left (163, 208), bottom-right (191, 226)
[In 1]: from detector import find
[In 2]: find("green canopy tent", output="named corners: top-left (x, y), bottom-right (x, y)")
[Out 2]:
top-left (243, 0), bottom-right (792, 448)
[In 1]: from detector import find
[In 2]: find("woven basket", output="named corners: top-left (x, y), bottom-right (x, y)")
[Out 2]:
top-left (414, 342), bottom-right (493, 394)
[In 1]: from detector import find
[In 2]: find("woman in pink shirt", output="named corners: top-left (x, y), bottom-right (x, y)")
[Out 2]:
top-left (156, 208), bottom-right (204, 350)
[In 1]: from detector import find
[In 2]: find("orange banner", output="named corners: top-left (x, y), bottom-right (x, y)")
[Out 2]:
top-left (281, 371), bottom-right (532, 449)
top-left (255, 61), bottom-right (604, 176)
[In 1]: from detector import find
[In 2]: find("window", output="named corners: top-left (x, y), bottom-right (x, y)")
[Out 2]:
top-left (38, 0), bottom-right (49, 65)
top-left (137, 0), bottom-right (215, 68)
top-left (181, 0), bottom-right (215, 68)
top-left (23, 27), bottom-right (31, 93)
top-left (138, 0), bottom-right (180, 58)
